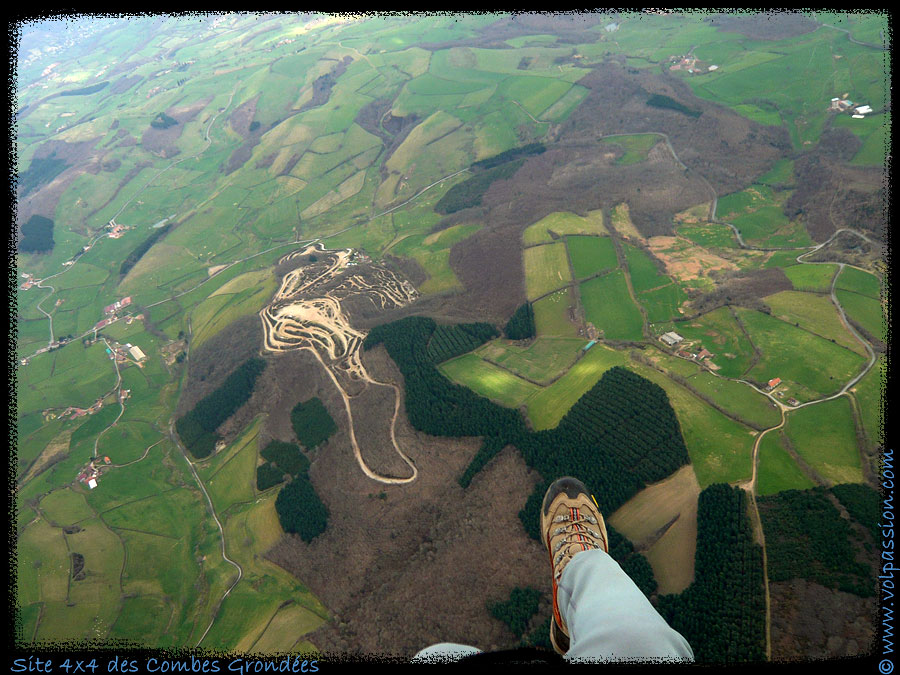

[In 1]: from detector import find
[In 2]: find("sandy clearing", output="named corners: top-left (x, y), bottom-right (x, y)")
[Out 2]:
top-left (608, 464), bottom-right (700, 594)
top-left (260, 244), bottom-right (419, 484)
top-left (648, 235), bottom-right (738, 282)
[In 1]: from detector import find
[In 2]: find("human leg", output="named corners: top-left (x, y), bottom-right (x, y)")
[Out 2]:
top-left (557, 548), bottom-right (694, 662)
top-left (541, 477), bottom-right (694, 662)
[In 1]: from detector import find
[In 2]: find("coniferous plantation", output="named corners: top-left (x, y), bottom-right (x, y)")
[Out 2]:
top-left (260, 437), bottom-right (329, 541)
top-left (830, 482), bottom-right (881, 544)
top-left (261, 439), bottom-right (311, 477)
top-left (365, 316), bottom-right (689, 519)
top-left (758, 486), bottom-right (876, 597)
top-left (606, 525), bottom-right (658, 598)
top-left (17, 215), bottom-right (56, 252)
top-left (365, 316), bottom-right (692, 599)
top-left (256, 462), bottom-right (287, 491)
top-left (489, 587), bottom-right (543, 638)
top-left (364, 317), bottom-right (526, 439)
top-left (276, 474), bottom-right (329, 543)
top-left (434, 159), bottom-right (527, 214)
top-left (290, 397), bottom-right (337, 450)
top-left (17, 157), bottom-right (69, 198)
top-left (504, 303), bottom-right (536, 340)
top-left (657, 484), bottom-right (766, 663)
top-left (425, 322), bottom-right (499, 363)
top-left (175, 357), bottom-right (266, 458)
top-left (433, 144), bottom-right (545, 215)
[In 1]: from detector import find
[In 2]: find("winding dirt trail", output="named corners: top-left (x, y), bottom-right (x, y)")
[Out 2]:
top-left (260, 244), bottom-right (419, 485)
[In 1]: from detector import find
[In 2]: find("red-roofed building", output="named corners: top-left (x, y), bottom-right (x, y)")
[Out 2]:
top-left (767, 377), bottom-right (781, 389)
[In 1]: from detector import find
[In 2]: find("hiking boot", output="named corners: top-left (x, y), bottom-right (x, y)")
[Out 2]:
top-left (541, 477), bottom-right (608, 656)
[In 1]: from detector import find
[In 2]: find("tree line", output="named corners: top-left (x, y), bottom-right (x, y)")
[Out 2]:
top-left (504, 303), bottom-right (535, 340)
top-left (119, 224), bottom-right (172, 277)
top-left (657, 484), bottom-right (766, 663)
top-left (175, 357), bottom-right (266, 459)
top-left (433, 143), bottom-right (549, 217)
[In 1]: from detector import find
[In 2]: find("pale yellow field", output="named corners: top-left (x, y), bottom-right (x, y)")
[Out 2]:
top-left (608, 464), bottom-right (700, 594)
top-left (23, 429), bottom-right (72, 483)
top-left (211, 269), bottom-right (273, 297)
top-left (248, 603), bottom-right (327, 654)
top-left (300, 169), bottom-right (367, 219)
top-left (609, 202), bottom-right (644, 241)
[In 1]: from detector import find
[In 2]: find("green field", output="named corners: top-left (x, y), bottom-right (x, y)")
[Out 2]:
top-left (639, 283), bottom-right (689, 323)
top-left (627, 358), bottom-right (755, 488)
top-left (533, 288), bottom-right (579, 338)
top-left (764, 290), bottom-right (867, 356)
top-left (623, 243), bottom-right (671, 293)
top-left (676, 223), bottom-right (739, 249)
top-left (686, 371), bottom-right (782, 430)
top-left (475, 337), bottom-right (585, 385)
top-left (601, 133), bottom-right (660, 165)
top-left (782, 264), bottom-right (837, 292)
top-left (835, 290), bottom-right (885, 342)
top-left (784, 397), bottom-right (863, 485)
top-left (522, 210), bottom-right (606, 246)
top-left (851, 355), bottom-right (885, 450)
top-left (756, 430), bottom-right (817, 496)
top-left (567, 235), bottom-right (618, 280)
top-left (836, 266), bottom-right (882, 299)
top-left (523, 242), bottom-right (572, 300)
top-left (579, 271), bottom-right (644, 341)
top-left (737, 308), bottom-right (867, 399)
top-left (440, 353), bottom-right (541, 407)
top-left (390, 223), bottom-right (483, 294)
top-left (666, 308), bottom-right (755, 380)
top-left (526, 344), bottom-right (627, 430)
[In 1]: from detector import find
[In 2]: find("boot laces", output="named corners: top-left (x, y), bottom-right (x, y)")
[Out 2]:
top-left (551, 512), bottom-right (604, 578)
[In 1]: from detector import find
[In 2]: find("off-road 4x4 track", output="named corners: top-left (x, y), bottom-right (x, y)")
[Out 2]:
top-left (260, 243), bottom-right (420, 484)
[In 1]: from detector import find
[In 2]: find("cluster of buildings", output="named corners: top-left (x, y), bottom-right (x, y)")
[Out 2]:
top-left (765, 377), bottom-right (800, 406)
top-left (829, 95), bottom-right (873, 119)
top-left (668, 55), bottom-right (718, 74)
top-left (104, 341), bottom-right (147, 365)
top-left (77, 456), bottom-right (112, 490)
top-left (659, 331), bottom-right (716, 366)
top-left (95, 297), bottom-right (133, 331)
top-left (104, 296), bottom-right (132, 315)
top-left (20, 272), bottom-right (38, 290)
top-left (107, 220), bottom-right (129, 238)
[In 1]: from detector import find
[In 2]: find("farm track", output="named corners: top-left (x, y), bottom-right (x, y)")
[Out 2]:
top-left (167, 418), bottom-right (244, 648)
top-left (564, 129), bottom-right (880, 661)
top-left (705, 208), bottom-right (879, 660)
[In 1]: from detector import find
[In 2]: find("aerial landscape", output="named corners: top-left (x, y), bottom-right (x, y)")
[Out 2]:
top-left (13, 11), bottom-right (888, 663)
